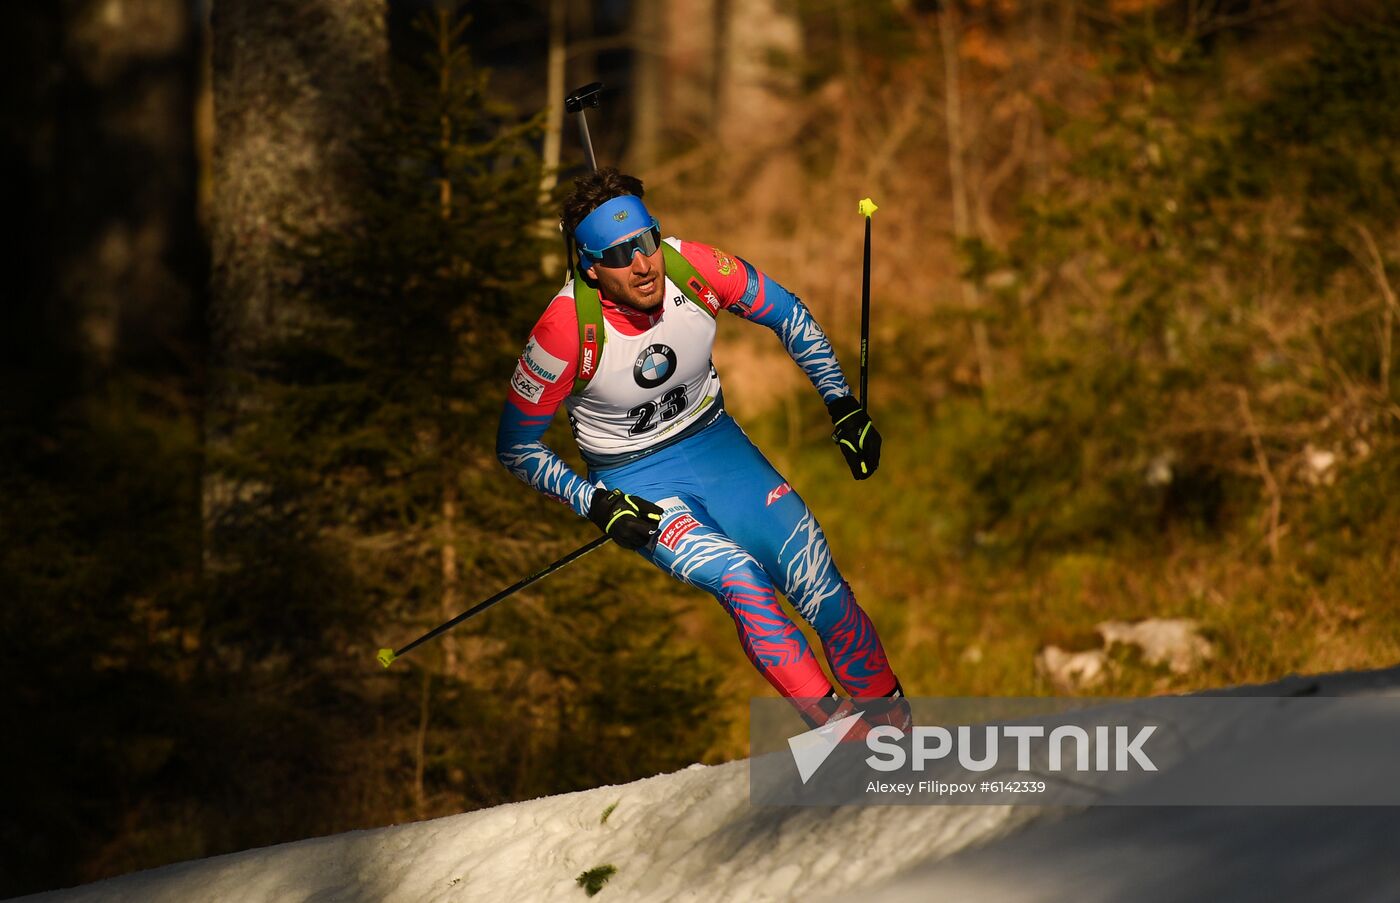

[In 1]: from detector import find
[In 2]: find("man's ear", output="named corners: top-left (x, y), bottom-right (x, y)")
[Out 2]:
top-left (584, 265), bottom-right (599, 282)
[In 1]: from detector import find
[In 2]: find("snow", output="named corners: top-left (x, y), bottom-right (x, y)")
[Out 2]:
top-left (22, 665), bottom-right (1400, 903)
top-left (22, 760), bottom-right (1036, 903)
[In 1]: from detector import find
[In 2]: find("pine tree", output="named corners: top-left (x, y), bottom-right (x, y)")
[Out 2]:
top-left (222, 3), bottom-right (723, 819)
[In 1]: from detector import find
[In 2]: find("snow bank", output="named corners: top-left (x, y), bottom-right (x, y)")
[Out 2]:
top-left (26, 665), bottom-right (1400, 902)
top-left (25, 760), bottom-right (1037, 903)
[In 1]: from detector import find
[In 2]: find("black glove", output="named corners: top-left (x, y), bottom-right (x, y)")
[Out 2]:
top-left (827, 395), bottom-right (881, 480)
top-left (588, 488), bottom-right (664, 550)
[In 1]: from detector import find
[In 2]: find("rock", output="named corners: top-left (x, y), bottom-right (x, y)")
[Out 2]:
top-left (1146, 451), bottom-right (1175, 487)
top-left (1302, 443), bottom-right (1337, 486)
top-left (1036, 645), bottom-right (1111, 692)
top-left (1096, 618), bottom-right (1214, 674)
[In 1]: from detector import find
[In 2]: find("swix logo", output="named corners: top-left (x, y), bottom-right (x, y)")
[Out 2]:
top-left (688, 277), bottom-right (722, 315)
top-left (765, 482), bottom-right (792, 506)
top-left (658, 514), bottom-right (700, 550)
top-left (580, 325), bottom-right (598, 379)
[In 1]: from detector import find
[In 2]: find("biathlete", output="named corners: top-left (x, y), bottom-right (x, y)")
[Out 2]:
top-left (496, 167), bottom-right (908, 729)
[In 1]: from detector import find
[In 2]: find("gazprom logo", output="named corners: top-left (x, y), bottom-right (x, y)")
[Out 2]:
top-left (523, 337), bottom-right (565, 384)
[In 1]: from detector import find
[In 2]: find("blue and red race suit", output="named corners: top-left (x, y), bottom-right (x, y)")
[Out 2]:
top-left (496, 238), bottom-right (900, 703)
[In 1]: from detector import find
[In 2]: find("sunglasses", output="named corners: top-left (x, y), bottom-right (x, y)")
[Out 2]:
top-left (582, 223), bottom-right (662, 268)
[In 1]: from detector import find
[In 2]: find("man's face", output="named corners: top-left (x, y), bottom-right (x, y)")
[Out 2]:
top-left (586, 228), bottom-right (666, 312)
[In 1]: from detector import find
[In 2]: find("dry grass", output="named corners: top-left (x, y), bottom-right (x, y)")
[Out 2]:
top-left (628, 3), bottom-right (1400, 763)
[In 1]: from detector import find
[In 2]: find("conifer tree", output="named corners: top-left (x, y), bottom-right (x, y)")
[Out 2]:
top-left (223, 3), bottom-right (723, 818)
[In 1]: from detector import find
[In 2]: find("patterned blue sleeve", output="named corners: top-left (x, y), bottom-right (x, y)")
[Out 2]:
top-left (730, 259), bottom-right (852, 404)
top-left (496, 401), bottom-right (597, 518)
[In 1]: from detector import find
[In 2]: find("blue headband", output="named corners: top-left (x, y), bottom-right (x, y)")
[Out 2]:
top-left (575, 195), bottom-right (657, 267)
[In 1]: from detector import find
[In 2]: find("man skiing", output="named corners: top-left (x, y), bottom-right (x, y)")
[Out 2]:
top-left (496, 167), bottom-right (908, 730)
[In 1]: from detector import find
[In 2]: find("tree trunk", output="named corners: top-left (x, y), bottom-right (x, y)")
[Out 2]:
top-left (5, 0), bottom-right (202, 412)
top-left (205, 0), bottom-right (389, 548)
top-left (658, 0), bottom-right (718, 152)
top-left (436, 8), bottom-right (461, 677)
top-left (707, 0), bottom-right (801, 243)
top-left (540, 0), bottom-right (566, 274)
top-left (208, 0), bottom-right (387, 361)
top-left (939, 3), bottom-right (994, 394)
top-left (629, 2), bottom-right (663, 173)
top-left (541, 0), bottom-right (566, 191)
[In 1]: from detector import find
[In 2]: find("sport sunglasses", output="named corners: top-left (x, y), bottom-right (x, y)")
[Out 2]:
top-left (582, 223), bottom-right (662, 268)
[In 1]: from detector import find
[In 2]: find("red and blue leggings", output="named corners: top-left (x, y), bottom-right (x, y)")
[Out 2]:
top-left (591, 413), bottom-right (899, 704)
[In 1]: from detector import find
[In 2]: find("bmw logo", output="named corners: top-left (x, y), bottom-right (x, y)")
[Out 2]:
top-left (634, 344), bottom-right (677, 388)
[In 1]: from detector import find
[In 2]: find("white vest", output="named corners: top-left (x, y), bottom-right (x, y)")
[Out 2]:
top-left (563, 240), bottom-right (724, 466)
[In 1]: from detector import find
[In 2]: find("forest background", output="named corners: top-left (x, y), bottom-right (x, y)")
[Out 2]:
top-left (4, 0), bottom-right (1398, 895)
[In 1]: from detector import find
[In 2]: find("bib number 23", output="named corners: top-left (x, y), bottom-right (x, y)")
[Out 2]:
top-left (628, 386), bottom-right (687, 436)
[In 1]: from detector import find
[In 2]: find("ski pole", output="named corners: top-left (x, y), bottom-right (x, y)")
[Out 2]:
top-left (858, 197), bottom-right (878, 412)
top-left (561, 82), bottom-right (604, 279)
top-left (565, 81), bottom-right (604, 173)
top-left (377, 534), bottom-right (612, 668)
